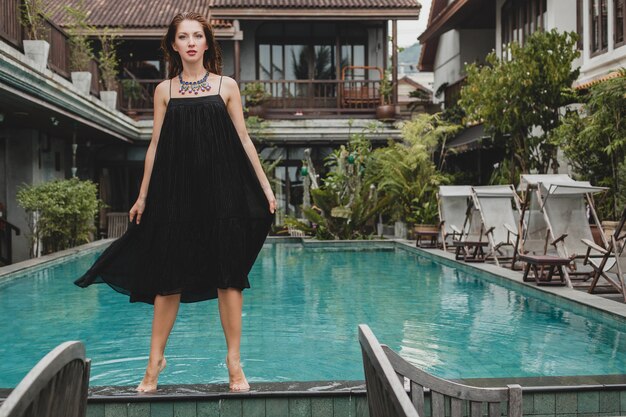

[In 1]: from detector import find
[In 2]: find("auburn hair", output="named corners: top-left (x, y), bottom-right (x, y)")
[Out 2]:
top-left (161, 12), bottom-right (222, 77)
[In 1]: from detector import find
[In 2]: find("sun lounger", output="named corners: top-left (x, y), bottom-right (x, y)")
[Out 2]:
top-left (471, 185), bottom-right (522, 267)
top-left (583, 208), bottom-right (626, 301)
top-left (437, 186), bottom-right (472, 251)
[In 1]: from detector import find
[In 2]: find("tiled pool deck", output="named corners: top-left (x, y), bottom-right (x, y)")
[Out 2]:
top-left (1, 238), bottom-right (626, 416)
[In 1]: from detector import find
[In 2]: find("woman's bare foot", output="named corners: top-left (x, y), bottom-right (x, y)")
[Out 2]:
top-left (226, 356), bottom-right (250, 392)
top-left (136, 357), bottom-right (167, 392)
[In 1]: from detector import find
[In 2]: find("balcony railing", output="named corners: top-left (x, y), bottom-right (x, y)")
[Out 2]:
top-left (119, 78), bottom-right (389, 119)
top-left (1, 0), bottom-right (100, 97)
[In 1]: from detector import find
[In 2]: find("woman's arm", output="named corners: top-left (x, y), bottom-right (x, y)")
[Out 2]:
top-left (222, 76), bottom-right (277, 214)
top-left (129, 80), bottom-right (169, 224)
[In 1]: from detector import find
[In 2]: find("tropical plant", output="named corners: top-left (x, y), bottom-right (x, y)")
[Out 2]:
top-left (549, 70), bottom-right (626, 219)
top-left (65, 1), bottom-right (96, 71)
top-left (368, 113), bottom-right (458, 224)
top-left (97, 28), bottom-right (120, 90)
top-left (20, 0), bottom-right (49, 40)
top-left (302, 122), bottom-right (390, 239)
top-left (379, 68), bottom-right (393, 105)
top-left (121, 78), bottom-right (142, 108)
top-left (460, 29), bottom-right (580, 182)
top-left (241, 82), bottom-right (271, 106)
top-left (16, 178), bottom-right (103, 256)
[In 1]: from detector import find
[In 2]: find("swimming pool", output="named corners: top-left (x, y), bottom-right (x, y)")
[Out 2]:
top-left (1, 241), bottom-right (625, 387)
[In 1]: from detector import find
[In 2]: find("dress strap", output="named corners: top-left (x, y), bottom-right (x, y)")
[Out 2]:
top-left (218, 76), bottom-right (223, 94)
top-left (169, 78), bottom-right (172, 98)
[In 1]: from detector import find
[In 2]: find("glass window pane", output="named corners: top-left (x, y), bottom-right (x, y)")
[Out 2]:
top-left (601, 0), bottom-right (608, 48)
top-left (314, 45), bottom-right (335, 80)
top-left (259, 44), bottom-right (271, 80)
top-left (286, 45), bottom-right (309, 80)
top-left (616, 0), bottom-right (625, 44)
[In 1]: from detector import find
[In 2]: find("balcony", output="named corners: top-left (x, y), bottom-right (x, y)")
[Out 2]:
top-left (118, 78), bottom-right (390, 119)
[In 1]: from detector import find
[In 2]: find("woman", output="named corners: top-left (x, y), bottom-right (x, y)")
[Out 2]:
top-left (75, 12), bottom-right (276, 393)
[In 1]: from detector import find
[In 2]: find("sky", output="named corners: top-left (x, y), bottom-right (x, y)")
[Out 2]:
top-left (396, 0), bottom-right (432, 47)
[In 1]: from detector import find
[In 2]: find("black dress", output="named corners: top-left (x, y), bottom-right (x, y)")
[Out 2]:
top-left (75, 77), bottom-right (274, 304)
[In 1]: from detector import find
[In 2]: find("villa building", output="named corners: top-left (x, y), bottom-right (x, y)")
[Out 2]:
top-left (418, 0), bottom-right (625, 181)
top-left (0, 0), bottom-right (421, 263)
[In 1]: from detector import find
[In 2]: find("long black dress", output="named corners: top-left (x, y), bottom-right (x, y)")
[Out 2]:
top-left (75, 77), bottom-right (274, 304)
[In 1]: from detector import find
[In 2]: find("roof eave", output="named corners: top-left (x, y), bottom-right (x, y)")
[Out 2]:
top-left (212, 7), bottom-right (420, 20)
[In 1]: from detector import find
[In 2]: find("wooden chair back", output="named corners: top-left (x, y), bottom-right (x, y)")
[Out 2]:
top-left (106, 212), bottom-right (129, 238)
top-left (359, 325), bottom-right (523, 417)
top-left (0, 342), bottom-right (90, 417)
top-left (359, 325), bottom-right (420, 417)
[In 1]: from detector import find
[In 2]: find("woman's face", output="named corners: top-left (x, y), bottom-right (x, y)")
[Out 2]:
top-left (172, 19), bottom-right (208, 65)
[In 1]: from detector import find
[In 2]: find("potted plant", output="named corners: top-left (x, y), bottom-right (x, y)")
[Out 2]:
top-left (121, 78), bottom-right (142, 115)
top-left (376, 68), bottom-right (395, 120)
top-left (241, 82), bottom-right (270, 117)
top-left (65, 2), bottom-right (95, 95)
top-left (20, 0), bottom-right (50, 72)
top-left (97, 28), bottom-right (120, 109)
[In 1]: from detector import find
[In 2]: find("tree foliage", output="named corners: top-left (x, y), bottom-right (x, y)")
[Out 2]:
top-left (17, 178), bottom-right (103, 256)
top-left (549, 70), bottom-right (626, 219)
top-left (460, 30), bottom-right (580, 180)
top-left (368, 113), bottom-right (457, 224)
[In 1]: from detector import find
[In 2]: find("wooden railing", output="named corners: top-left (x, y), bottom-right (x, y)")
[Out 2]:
top-left (0, 0), bottom-right (22, 48)
top-left (0, 0), bottom-right (100, 97)
top-left (0, 217), bottom-right (21, 265)
top-left (120, 78), bottom-right (390, 118)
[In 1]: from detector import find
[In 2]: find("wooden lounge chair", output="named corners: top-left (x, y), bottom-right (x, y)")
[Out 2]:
top-left (583, 207), bottom-right (626, 301)
top-left (471, 185), bottom-right (522, 267)
top-left (437, 186), bottom-right (473, 251)
top-left (358, 324), bottom-right (523, 417)
top-left (0, 341), bottom-right (90, 417)
top-left (453, 203), bottom-right (488, 263)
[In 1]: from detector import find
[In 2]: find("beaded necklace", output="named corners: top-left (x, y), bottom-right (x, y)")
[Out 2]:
top-left (178, 71), bottom-right (211, 95)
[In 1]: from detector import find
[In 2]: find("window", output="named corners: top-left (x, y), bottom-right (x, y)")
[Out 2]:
top-left (616, 0), bottom-right (625, 47)
top-left (577, 0), bottom-right (584, 49)
top-left (590, 0), bottom-right (609, 54)
top-left (501, 0), bottom-right (546, 53)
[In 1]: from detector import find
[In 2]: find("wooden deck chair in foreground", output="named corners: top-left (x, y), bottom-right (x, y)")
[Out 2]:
top-left (0, 341), bottom-right (90, 417)
top-left (583, 207), bottom-right (626, 301)
top-left (359, 324), bottom-right (523, 417)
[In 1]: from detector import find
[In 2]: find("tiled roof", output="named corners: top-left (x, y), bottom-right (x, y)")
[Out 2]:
top-left (44, 1), bottom-right (220, 28)
top-left (211, 0), bottom-right (419, 7)
top-left (44, 0), bottom-right (419, 28)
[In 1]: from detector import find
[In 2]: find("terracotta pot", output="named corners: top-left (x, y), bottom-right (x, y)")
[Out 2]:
top-left (247, 104), bottom-right (265, 118)
top-left (376, 104), bottom-right (396, 120)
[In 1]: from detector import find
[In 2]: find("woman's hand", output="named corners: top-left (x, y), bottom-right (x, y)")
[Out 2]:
top-left (264, 187), bottom-right (277, 214)
top-left (129, 197), bottom-right (146, 224)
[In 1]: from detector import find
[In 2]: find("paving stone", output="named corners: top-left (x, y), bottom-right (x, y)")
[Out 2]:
top-left (128, 403), bottom-right (150, 417)
top-left (87, 404), bottom-right (105, 417)
top-left (599, 391), bottom-right (620, 413)
top-left (578, 392), bottom-right (600, 413)
top-left (174, 402), bottom-right (197, 417)
top-left (242, 398), bottom-right (265, 417)
top-left (104, 403), bottom-right (128, 417)
top-left (556, 392), bottom-right (577, 414)
top-left (197, 401), bottom-right (219, 417)
top-left (333, 397), bottom-right (352, 417)
top-left (220, 399), bottom-right (242, 417)
top-left (151, 402), bottom-right (174, 417)
top-left (311, 398), bottom-right (333, 417)
top-left (289, 398), bottom-right (311, 417)
top-left (523, 393), bottom-right (535, 416)
top-left (534, 393), bottom-right (556, 414)
top-left (265, 398), bottom-right (288, 417)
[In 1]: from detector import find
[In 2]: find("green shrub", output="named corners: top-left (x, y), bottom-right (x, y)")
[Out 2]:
top-left (17, 178), bottom-right (103, 256)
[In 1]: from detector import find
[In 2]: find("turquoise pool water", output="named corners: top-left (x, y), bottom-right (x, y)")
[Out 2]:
top-left (1, 242), bottom-right (625, 387)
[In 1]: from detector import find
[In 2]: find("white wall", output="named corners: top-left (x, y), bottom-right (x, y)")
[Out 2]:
top-left (432, 28), bottom-right (494, 103)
